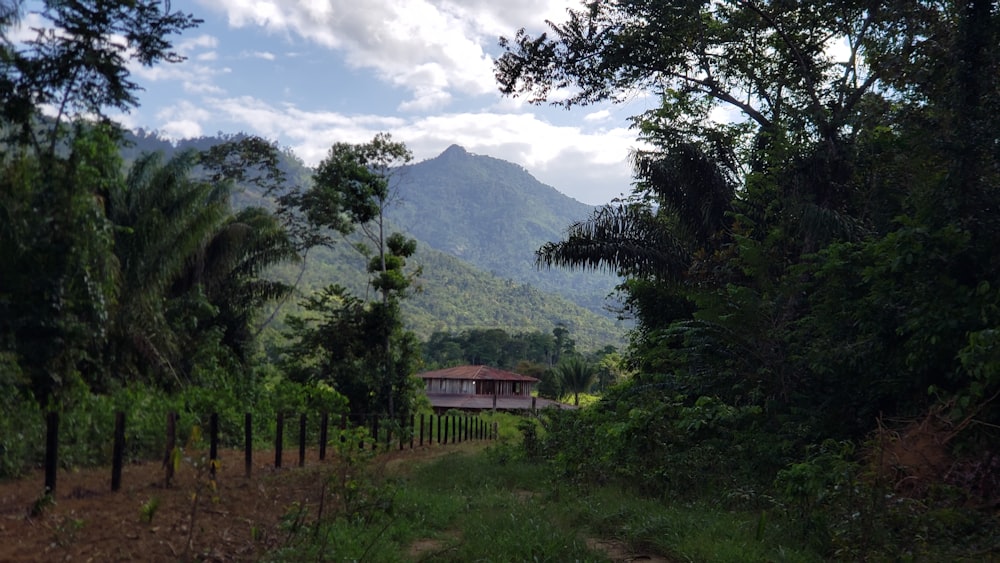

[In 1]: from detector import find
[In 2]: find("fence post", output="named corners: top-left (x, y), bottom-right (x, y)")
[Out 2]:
top-left (419, 414), bottom-right (424, 447)
top-left (164, 412), bottom-right (176, 487)
top-left (387, 417), bottom-right (394, 451)
top-left (244, 413), bottom-right (252, 478)
top-left (209, 413), bottom-right (219, 480)
top-left (451, 415), bottom-right (457, 444)
top-left (43, 411), bottom-right (58, 495)
top-left (319, 412), bottom-right (329, 461)
top-left (372, 415), bottom-right (379, 451)
top-left (410, 414), bottom-right (415, 449)
top-left (398, 417), bottom-right (404, 451)
top-left (298, 413), bottom-right (307, 468)
top-left (111, 411), bottom-right (125, 492)
top-left (443, 414), bottom-right (449, 445)
top-left (275, 412), bottom-right (284, 468)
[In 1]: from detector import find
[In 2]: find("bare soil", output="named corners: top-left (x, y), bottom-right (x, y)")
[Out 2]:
top-left (0, 445), bottom-right (457, 562)
top-left (0, 443), bottom-right (673, 562)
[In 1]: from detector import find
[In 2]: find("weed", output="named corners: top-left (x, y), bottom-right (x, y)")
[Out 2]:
top-left (51, 514), bottom-right (85, 547)
top-left (139, 496), bottom-right (160, 523)
top-left (29, 491), bottom-right (55, 517)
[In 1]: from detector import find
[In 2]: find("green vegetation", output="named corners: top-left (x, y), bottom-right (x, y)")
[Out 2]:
top-left (3, 0), bottom-right (999, 559)
top-left (491, 1), bottom-right (1000, 558)
top-left (122, 131), bottom-right (628, 351)
top-left (278, 133), bottom-right (422, 419)
top-left (266, 432), bottom-right (824, 562)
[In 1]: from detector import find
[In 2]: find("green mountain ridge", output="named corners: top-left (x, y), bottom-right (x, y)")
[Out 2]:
top-left (389, 144), bottom-right (619, 315)
top-left (123, 131), bottom-right (626, 350)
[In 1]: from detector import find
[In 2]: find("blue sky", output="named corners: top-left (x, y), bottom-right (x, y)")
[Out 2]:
top-left (21, 1), bottom-right (661, 205)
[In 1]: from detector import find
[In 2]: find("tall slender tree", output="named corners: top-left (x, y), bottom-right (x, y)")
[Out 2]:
top-left (283, 133), bottom-right (420, 418)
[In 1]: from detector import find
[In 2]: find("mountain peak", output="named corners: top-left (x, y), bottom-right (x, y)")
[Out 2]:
top-left (439, 144), bottom-right (470, 159)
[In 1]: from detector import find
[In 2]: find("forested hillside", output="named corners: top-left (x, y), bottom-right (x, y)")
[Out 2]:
top-left (122, 131), bottom-right (625, 349)
top-left (389, 144), bottom-right (619, 314)
top-left (268, 239), bottom-right (624, 350)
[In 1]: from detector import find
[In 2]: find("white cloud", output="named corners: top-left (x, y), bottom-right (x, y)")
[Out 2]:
top-left (159, 119), bottom-right (204, 139)
top-left (187, 94), bottom-right (634, 204)
top-left (243, 50), bottom-right (276, 60)
top-left (584, 109), bottom-right (612, 122)
top-left (154, 101), bottom-right (212, 138)
top-left (177, 34), bottom-right (219, 52)
top-left (202, 0), bottom-right (579, 109)
top-left (132, 59), bottom-right (227, 95)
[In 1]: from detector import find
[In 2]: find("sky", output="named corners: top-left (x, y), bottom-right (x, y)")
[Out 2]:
top-left (28, 0), bottom-right (666, 205)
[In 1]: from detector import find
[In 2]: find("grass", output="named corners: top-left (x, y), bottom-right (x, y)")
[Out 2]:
top-left (263, 432), bottom-right (825, 562)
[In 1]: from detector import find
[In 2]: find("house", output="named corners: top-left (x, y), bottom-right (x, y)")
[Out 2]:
top-left (417, 365), bottom-right (574, 412)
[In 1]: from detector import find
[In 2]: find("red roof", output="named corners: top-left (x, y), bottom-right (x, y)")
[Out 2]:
top-left (417, 365), bottom-right (539, 383)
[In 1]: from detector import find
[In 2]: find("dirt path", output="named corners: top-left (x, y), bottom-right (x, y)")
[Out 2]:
top-left (0, 444), bottom-right (471, 562)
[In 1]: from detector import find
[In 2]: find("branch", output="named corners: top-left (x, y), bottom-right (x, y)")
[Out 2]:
top-left (741, 1), bottom-right (827, 128)
top-left (663, 70), bottom-right (773, 129)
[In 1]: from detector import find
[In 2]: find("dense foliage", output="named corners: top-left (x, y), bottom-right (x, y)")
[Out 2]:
top-left (499, 0), bottom-right (999, 557)
top-left (277, 134), bottom-right (422, 420)
top-left (0, 2), bottom-right (330, 477)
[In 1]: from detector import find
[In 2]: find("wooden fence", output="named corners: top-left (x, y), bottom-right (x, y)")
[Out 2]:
top-left (41, 411), bottom-right (496, 495)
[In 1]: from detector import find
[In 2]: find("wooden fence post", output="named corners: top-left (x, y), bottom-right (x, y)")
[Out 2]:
top-left (419, 414), bottom-right (425, 447)
top-left (275, 412), bottom-right (284, 468)
top-left (319, 412), bottom-right (328, 461)
top-left (398, 417), bottom-right (404, 451)
top-left (372, 415), bottom-right (379, 451)
top-left (443, 414), bottom-right (449, 445)
top-left (111, 412), bottom-right (125, 492)
top-left (298, 413), bottom-right (307, 467)
top-left (410, 414), bottom-right (415, 449)
top-left (209, 413), bottom-right (219, 480)
top-left (244, 413), bottom-right (252, 478)
top-left (44, 411), bottom-right (58, 495)
top-left (164, 412), bottom-right (176, 487)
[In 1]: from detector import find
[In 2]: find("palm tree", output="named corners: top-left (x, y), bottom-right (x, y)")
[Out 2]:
top-left (174, 206), bottom-right (298, 362)
top-left (536, 142), bottom-right (736, 281)
top-left (553, 357), bottom-right (597, 406)
top-left (106, 149), bottom-right (231, 385)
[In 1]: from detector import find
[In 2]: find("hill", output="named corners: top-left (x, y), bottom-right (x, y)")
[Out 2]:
top-left (122, 132), bottom-right (626, 350)
top-left (389, 145), bottom-right (619, 315)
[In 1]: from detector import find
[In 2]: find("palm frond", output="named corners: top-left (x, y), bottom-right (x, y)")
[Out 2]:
top-left (537, 203), bottom-right (690, 278)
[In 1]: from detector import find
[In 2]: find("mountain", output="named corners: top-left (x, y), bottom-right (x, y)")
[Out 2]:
top-left (389, 145), bottom-right (619, 315)
top-left (121, 132), bottom-right (626, 349)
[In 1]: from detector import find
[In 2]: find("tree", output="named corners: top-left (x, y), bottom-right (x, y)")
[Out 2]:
top-left (103, 148), bottom-right (296, 389)
top-left (0, 124), bottom-right (120, 400)
top-left (552, 356), bottom-right (597, 406)
top-left (499, 2), bottom-right (1000, 438)
top-left (0, 0), bottom-right (200, 402)
top-left (284, 133), bottom-right (420, 418)
top-left (1, 0), bottom-right (199, 150)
